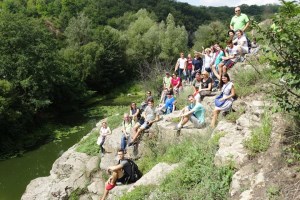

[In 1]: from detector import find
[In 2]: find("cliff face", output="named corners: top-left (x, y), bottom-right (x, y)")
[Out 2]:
top-left (22, 63), bottom-right (300, 200)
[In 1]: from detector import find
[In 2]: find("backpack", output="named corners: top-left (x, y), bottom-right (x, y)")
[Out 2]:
top-left (246, 37), bottom-right (251, 53)
top-left (119, 159), bottom-right (143, 184)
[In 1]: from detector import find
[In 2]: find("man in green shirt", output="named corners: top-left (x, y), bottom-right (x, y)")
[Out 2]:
top-left (230, 7), bottom-right (250, 32)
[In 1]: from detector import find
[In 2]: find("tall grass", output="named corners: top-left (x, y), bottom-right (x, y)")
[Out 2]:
top-left (244, 112), bottom-right (272, 155)
top-left (119, 134), bottom-right (234, 200)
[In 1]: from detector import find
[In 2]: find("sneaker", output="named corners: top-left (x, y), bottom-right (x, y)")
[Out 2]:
top-left (176, 129), bottom-right (181, 137)
top-left (128, 141), bottom-right (137, 147)
top-left (174, 125), bottom-right (181, 131)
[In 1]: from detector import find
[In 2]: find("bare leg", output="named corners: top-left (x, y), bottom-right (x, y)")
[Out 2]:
top-left (212, 64), bottom-right (220, 80)
top-left (211, 109), bottom-right (221, 128)
top-left (101, 170), bottom-right (124, 200)
top-left (131, 127), bottom-right (145, 143)
top-left (223, 65), bottom-right (227, 74)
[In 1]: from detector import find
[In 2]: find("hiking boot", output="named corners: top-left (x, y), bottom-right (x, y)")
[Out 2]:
top-left (176, 129), bottom-right (181, 137)
top-left (128, 141), bottom-right (137, 147)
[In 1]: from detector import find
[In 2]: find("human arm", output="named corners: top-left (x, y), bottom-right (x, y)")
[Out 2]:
top-left (220, 85), bottom-right (235, 101)
top-left (242, 17), bottom-right (250, 32)
top-left (200, 81), bottom-right (212, 91)
top-left (107, 163), bottom-right (124, 173)
top-left (172, 100), bottom-right (176, 112)
top-left (230, 18), bottom-right (234, 30)
top-left (174, 59), bottom-right (179, 71)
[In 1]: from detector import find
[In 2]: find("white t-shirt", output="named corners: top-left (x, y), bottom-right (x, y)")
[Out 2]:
top-left (233, 35), bottom-right (248, 53)
top-left (100, 127), bottom-right (111, 137)
top-left (204, 54), bottom-right (212, 69)
top-left (226, 46), bottom-right (238, 62)
top-left (178, 58), bottom-right (187, 69)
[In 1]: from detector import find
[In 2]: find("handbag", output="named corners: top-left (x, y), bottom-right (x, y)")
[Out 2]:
top-left (214, 83), bottom-right (230, 107)
top-left (214, 92), bottom-right (226, 107)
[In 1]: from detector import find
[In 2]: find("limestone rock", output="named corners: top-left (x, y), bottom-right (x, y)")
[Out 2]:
top-left (85, 156), bottom-right (100, 178)
top-left (128, 163), bottom-right (179, 192)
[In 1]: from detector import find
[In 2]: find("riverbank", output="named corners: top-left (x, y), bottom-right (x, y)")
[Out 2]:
top-left (0, 83), bottom-right (144, 200)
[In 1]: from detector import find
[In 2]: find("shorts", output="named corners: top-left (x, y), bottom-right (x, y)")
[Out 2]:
top-left (140, 121), bottom-right (152, 130)
top-left (190, 115), bottom-right (205, 128)
top-left (223, 59), bottom-right (235, 69)
top-left (116, 174), bottom-right (130, 184)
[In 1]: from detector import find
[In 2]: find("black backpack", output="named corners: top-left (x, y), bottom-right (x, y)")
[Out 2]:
top-left (119, 159), bottom-right (143, 184)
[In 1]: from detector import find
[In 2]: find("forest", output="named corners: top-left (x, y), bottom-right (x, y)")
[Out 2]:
top-left (0, 0), bottom-right (280, 158)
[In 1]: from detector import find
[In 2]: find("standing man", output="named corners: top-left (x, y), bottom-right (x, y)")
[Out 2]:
top-left (174, 52), bottom-right (187, 81)
top-left (230, 7), bottom-right (250, 33)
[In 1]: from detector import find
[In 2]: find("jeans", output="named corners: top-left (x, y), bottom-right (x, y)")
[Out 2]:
top-left (178, 68), bottom-right (186, 81)
top-left (121, 134), bottom-right (129, 150)
top-left (187, 69), bottom-right (193, 82)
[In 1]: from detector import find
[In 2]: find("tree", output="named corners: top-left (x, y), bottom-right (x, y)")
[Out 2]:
top-left (256, 0), bottom-right (300, 115)
top-left (193, 21), bottom-right (227, 51)
top-left (159, 13), bottom-right (188, 61)
top-left (64, 12), bottom-right (93, 46)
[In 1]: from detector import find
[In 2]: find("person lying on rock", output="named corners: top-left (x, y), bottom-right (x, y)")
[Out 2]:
top-left (100, 149), bottom-right (141, 200)
top-left (128, 99), bottom-right (160, 146)
top-left (175, 94), bottom-right (206, 132)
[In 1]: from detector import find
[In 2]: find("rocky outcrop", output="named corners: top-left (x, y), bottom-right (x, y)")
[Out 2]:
top-left (22, 144), bottom-right (101, 200)
top-left (106, 163), bottom-right (179, 200)
top-left (213, 98), bottom-right (267, 169)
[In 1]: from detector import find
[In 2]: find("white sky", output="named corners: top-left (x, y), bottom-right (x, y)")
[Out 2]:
top-left (177, 0), bottom-right (281, 7)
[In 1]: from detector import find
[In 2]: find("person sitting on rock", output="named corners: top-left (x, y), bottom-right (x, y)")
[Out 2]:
top-left (97, 121), bottom-right (111, 156)
top-left (158, 91), bottom-right (176, 114)
top-left (100, 149), bottom-right (137, 200)
top-left (192, 72), bottom-right (202, 94)
top-left (211, 73), bottom-right (236, 128)
top-left (141, 91), bottom-right (154, 110)
top-left (128, 100), bottom-right (160, 146)
top-left (175, 95), bottom-right (206, 132)
top-left (215, 40), bottom-right (238, 80)
top-left (120, 113), bottom-right (133, 153)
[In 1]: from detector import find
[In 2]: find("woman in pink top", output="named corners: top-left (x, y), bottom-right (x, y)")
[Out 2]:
top-left (171, 73), bottom-right (182, 95)
top-left (186, 54), bottom-right (193, 84)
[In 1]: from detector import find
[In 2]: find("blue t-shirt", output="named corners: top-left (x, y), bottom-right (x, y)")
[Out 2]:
top-left (192, 58), bottom-right (203, 71)
top-left (165, 97), bottom-right (175, 111)
top-left (191, 103), bottom-right (205, 124)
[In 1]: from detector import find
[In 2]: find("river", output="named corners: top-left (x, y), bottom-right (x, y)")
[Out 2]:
top-left (0, 121), bottom-right (95, 200)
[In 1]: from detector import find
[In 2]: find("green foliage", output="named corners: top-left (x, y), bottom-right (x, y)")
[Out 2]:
top-left (244, 112), bottom-right (272, 155)
top-left (159, 14), bottom-right (188, 61)
top-left (225, 107), bottom-right (246, 123)
top-left (68, 187), bottom-right (88, 200)
top-left (255, 0), bottom-right (300, 116)
top-left (267, 185), bottom-right (281, 200)
top-left (174, 87), bottom-right (193, 110)
top-left (119, 185), bottom-right (155, 200)
top-left (76, 130), bottom-right (99, 156)
top-left (129, 135), bottom-right (234, 200)
top-left (283, 116), bottom-right (300, 166)
top-left (64, 12), bottom-right (93, 46)
top-left (193, 21), bottom-right (227, 50)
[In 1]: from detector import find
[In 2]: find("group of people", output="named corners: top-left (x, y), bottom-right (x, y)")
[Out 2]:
top-left (98, 6), bottom-right (256, 200)
top-left (173, 6), bottom-right (258, 91)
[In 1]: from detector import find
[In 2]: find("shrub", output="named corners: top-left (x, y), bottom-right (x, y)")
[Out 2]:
top-left (244, 112), bottom-right (272, 155)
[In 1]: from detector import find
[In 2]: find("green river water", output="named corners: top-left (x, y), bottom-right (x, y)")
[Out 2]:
top-left (0, 120), bottom-right (95, 200)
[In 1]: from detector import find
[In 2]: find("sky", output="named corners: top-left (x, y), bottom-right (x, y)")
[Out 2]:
top-left (177, 0), bottom-right (281, 7)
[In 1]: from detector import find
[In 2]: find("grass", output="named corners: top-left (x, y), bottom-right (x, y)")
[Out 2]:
top-left (225, 107), bottom-right (246, 123)
top-left (244, 112), bottom-right (272, 155)
top-left (118, 185), bottom-right (156, 200)
top-left (119, 134), bottom-right (234, 200)
top-left (233, 64), bottom-right (278, 98)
